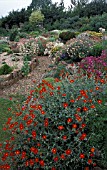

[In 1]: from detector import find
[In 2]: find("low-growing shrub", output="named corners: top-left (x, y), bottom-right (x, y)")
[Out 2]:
top-left (59, 31), bottom-right (76, 43)
top-left (66, 39), bottom-right (95, 62)
top-left (0, 43), bottom-right (12, 54)
top-left (1, 73), bottom-right (107, 169)
top-left (0, 64), bottom-right (13, 75)
top-left (79, 50), bottom-right (107, 77)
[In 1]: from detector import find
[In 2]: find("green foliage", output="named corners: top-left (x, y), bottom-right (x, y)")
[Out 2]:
top-left (59, 31), bottom-right (76, 43)
top-left (29, 10), bottom-right (44, 27)
top-left (1, 8), bottom-right (30, 29)
top-left (49, 37), bottom-right (56, 42)
top-left (9, 28), bottom-right (19, 41)
top-left (89, 43), bottom-right (104, 56)
top-left (29, 31), bottom-right (40, 37)
top-left (14, 35), bottom-right (20, 42)
top-left (80, 13), bottom-right (107, 32)
top-left (20, 22), bottom-right (34, 33)
top-left (0, 98), bottom-right (14, 143)
top-left (18, 32), bottom-right (28, 38)
top-left (79, 0), bottom-right (107, 18)
top-left (53, 64), bottom-right (69, 78)
top-left (0, 27), bottom-right (9, 36)
top-left (0, 43), bottom-right (12, 54)
top-left (30, 0), bottom-right (52, 10)
top-left (21, 58), bottom-right (30, 76)
top-left (23, 54), bottom-right (32, 61)
top-left (0, 64), bottom-right (13, 75)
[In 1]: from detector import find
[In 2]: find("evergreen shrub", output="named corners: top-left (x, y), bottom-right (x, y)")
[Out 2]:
top-left (59, 31), bottom-right (76, 43)
top-left (0, 64), bottom-right (13, 75)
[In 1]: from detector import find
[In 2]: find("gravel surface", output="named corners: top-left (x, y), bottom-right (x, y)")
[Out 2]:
top-left (0, 56), bottom-right (52, 99)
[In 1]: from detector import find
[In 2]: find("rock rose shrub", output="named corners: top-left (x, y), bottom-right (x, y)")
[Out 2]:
top-left (0, 72), bottom-right (107, 170)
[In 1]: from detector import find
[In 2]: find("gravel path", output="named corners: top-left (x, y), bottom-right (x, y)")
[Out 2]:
top-left (0, 56), bottom-right (52, 99)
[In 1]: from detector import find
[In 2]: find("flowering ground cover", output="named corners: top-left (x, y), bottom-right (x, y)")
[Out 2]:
top-left (0, 64), bottom-right (107, 169)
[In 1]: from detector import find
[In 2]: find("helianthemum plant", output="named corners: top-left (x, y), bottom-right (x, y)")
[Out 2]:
top-left (0, 72), bottom-right (106, 170)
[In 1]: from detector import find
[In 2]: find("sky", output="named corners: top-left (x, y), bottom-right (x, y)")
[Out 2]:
top-left (0, 0), bottom-right (71, 18)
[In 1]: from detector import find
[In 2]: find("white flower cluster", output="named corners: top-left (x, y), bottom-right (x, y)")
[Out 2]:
top-left (20, 40), bottom-right (39, 57)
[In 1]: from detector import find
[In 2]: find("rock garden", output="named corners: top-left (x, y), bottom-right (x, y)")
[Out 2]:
top-left (0, 27), bottom-right (107, 170)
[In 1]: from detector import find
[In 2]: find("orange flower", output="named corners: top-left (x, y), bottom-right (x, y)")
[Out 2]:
top-left (63, 103), bottom-right (68, 108)
top-left (83, 99), bottom-right (87, 103)
top-left (51, 148), bottom-right (57, 154)
top-left (39, 160), bottom-right (45, 166)
top-left (53, 156), bottom-right (58, 162)
top-left (96, 86), bottom-right (100, 90)
top-left (35, 158), bottom-right (39, 162)
top-left (97, 99), bottom-right (102, 104)
top-left (90, 105), bottom-right (95, 109)
top-left (25, 161), bottom-right (29, 167)
top-left (30, 147), bottom-right (38, 154)
top-left (60, 154), bottom-right (65, 160)
top-left (75, 114), bottom-right (82, 122)
top-left (62, 93), bottom-right (66, 97)
top-left (77, 108), bottom-right (81, 112)
top-left (40, 110), bottom-right (45, 114)
top-left (19, 123), bottom-right (24, 130)
top-left (70, 99), bottom-right (75, 103)
top-left (50, 92), bottom-right (54, 96)
top-left (42, 135), bottom-right (47, 140)
top-left (87, 159), bottom-right (92, 164)
top-left (81, 123), bottom-right (86, 128)
top-left (72, 124), bottom-right (77, 128)
top-left (26, 119), bottom-right (33, 126)
top-left (80, 153), bottom-right (85, 159)
top-left (38, 105), bottom-right (42, 110)
top-left (80, 90), bottom-right (86, 96)
top-left (80, 133), bottom-right (87, 140)
top-left (100, 79), bottom-right (105, 83)
top-left (67, 118), bottom-right (73, 123)
top-left (62, 135), bottom-right (67, 140)
top-left (58, 125), bottom-right (64, 130)
top-left (65, 149), bottom-right (72, 155)
top-left (70, 79), bottom-right (74, 83)
top-left (90, 147), bottom-right (95, 153)
top-left (15, 150), bottom-right (20, 155)
top-left (51, 167), bottom-right (56, 170)
top-left (82, 107), bottom-right (88, 112)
